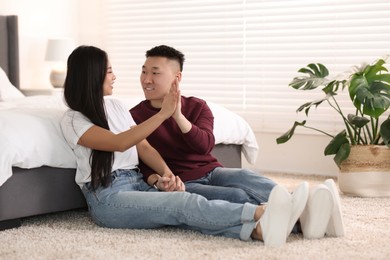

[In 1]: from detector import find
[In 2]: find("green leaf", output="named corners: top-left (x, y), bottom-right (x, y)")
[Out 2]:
top-left (349, 59), bottom-right (390, 118)
top-left (347, 114), bottom-right (370, 128)
top-left (322, 80), bottom-right (346, 95)
top-left (289, 63), bottom-right (329, 90)
top-left (307, 63), bottom-right (329, 77)
top-left (380, 118), bottom-right (390, 147)
top-left (276, 121), bottom-right (306, 144)
top-left (296, 97), bottom-right (327, 116)
top-left (324, 130), bottom-right (349, 155)
top-left (324, 131), bottom-right (351, 167)
top-left (333, 143), bottom-right (351, 167)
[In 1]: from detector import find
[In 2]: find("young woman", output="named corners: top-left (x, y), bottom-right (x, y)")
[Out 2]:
top-left (60, 45), bottom-right (309, 247)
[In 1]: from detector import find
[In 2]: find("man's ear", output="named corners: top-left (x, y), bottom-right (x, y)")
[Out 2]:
top-left (176, 72), bottom-right (182, 82)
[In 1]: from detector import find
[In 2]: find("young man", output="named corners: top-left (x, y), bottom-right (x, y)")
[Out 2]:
top-left (130, 45), bottom-right (276, 205)
top-left (130, 45), bottom-right (345, 239)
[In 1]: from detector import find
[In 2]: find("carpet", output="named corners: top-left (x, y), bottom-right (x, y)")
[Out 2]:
top-left (0, 173), bottom-right (389, 260)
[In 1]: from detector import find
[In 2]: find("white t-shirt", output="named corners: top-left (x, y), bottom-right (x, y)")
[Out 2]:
top-left (61, 97), bottom-right (139, 187)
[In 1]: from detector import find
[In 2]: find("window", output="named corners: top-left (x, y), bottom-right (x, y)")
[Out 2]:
top-left (103, 0), bottom-right (390, 133)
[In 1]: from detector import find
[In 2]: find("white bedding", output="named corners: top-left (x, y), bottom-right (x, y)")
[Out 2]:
top-left (0, 95), bottom-right (258, 186)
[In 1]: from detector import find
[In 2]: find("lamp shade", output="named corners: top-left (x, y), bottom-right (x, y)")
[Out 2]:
top-left (45, 38), bottom-right (75, 88)
top-left (45, 38), bottom-right (75, 62)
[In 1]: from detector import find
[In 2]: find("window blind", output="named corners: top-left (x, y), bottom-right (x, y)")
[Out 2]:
top-left (102, 0), bottom-right (390, 133)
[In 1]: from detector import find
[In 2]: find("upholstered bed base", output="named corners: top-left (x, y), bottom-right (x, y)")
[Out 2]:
top-left (0, 167), bottom-right (86, 230)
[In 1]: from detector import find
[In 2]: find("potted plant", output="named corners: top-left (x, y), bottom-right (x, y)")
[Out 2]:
top-left (276, 57), bottom-right (390, 197)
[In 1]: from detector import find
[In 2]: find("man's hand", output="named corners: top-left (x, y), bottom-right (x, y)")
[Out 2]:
top-left (172, 77), bottom-right (183, 121)
top-left (159, 80), bottom-right (179, 119)
top-left (170, 77), bottom-right (192, 133)
top-left (156, 173), bottom-right (185, 192)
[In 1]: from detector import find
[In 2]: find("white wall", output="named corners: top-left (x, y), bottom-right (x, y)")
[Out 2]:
top-left (0, 0), bottom-right (340, 177)
top-left (242, 132), bottom-right (339, 177)
top-left (0, 0), bottom-right (103, 89)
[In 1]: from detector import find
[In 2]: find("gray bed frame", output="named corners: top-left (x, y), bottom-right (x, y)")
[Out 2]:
top-left (0, 15), bottom-right (242, 231)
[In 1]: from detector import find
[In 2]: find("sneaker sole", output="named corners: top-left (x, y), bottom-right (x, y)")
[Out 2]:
top-left (260, 185), bottom-right (292, 247)
top-left (301, 184), bottom-right (333, 239)
top-left (287, 181), bottom-right (309, 238)
top-left (324, 179), bottom-right (345, 237)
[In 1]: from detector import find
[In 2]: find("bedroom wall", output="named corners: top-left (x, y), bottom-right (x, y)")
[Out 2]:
top-left (242, 132), bottom-right (339, 177)
top-left (0, 0), bottom-right (103, 89)
top-left (0, 0), bottom-right (339, 177)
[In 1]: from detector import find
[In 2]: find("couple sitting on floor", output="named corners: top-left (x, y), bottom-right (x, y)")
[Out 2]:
top-left (61, 44), bottom-right (345, 247)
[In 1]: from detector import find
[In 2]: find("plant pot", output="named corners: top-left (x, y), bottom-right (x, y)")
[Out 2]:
top-left (339, 145), bottom-right (390, 197)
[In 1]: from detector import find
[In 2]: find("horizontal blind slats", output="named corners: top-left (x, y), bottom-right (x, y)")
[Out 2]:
top-left (103, 0), bottom-right (390, 133)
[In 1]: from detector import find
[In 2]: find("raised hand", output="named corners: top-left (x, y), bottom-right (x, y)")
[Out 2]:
top-left (159, 78), bottom-right (179, 119)
top-left (172, 77), bottom-right (182, 121)
top-left (169, 77), bottom-right (192, 134)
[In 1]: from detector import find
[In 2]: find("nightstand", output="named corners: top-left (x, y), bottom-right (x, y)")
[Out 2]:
top-left (20, 88), bottom-right (63, 97)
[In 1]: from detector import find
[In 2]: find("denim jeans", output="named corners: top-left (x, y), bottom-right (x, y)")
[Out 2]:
top-left (185, 167), bottom-right (277, 204)
top-left (81, 169), bottom-right (258, 241)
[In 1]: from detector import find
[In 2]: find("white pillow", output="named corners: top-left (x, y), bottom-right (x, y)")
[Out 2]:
top-left (0, 67), bottom-right (25, 101)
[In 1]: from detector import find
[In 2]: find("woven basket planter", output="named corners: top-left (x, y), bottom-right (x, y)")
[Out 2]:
top-left (339, 145), bottom-right (390, 197)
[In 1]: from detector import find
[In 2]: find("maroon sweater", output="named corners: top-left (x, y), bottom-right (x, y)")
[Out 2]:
top-left (130, 96), bottom-right (223, 182)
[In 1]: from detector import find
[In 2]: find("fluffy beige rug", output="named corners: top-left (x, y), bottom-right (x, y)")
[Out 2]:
top-left (0, 173), bottom-right (389, 260)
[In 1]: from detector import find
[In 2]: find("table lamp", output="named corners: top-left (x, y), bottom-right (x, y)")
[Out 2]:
top-left (45, 38), bottom-right (74, 88)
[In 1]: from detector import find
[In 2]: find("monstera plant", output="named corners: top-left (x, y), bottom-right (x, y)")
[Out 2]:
top-left (277, 58), bottom-right (390, 167)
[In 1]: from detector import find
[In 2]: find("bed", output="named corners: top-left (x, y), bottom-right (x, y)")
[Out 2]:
top-left (0, 15), bottom-right (258, 231)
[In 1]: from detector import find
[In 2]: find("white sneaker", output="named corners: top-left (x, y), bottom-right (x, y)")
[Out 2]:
top-left (286, 181), bottom-right (309, 238)
top-left (258, 185), bottom-right (292, 247)
top-left (324, 179), bottom-right (345, 237)
top-left (300, 184), bottom-right (333, 239)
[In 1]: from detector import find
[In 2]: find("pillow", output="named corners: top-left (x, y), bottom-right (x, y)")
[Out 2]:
top-left (0, 67), bottom-right (25, 101)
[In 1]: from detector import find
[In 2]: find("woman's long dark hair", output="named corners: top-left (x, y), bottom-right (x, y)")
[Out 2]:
top-left (63, 45), bottom-right (113, 190)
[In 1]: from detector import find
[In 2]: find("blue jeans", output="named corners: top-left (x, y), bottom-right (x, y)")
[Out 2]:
top-left (185, 167), bottom-right (277, 204)
top-left (81, 169), bottom-right (258, 241)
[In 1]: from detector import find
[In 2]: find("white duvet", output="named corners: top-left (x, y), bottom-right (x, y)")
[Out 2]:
top-left (0, 95), bottom-right (258, 186)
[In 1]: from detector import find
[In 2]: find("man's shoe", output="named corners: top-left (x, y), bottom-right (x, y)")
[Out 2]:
top-left (258, 185), bottom-right (292, 247)
top-left (286, 181), bottom-right (309, 238)
top-left (300, 184), bottom-right (333, 239)
top-left (324, 179), bottom-right (345, 237)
